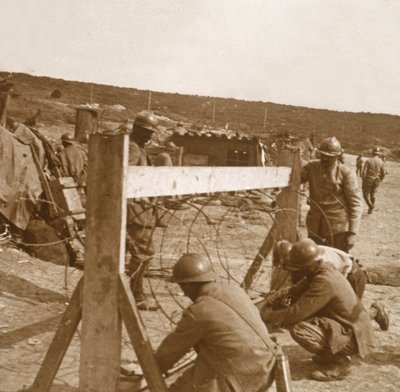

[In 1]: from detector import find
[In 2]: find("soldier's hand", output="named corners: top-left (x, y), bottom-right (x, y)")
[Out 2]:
top-left (346, 232), bottom-right (357, 250)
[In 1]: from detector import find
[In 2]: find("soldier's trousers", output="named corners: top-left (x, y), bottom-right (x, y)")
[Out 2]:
top-left (362, 181), bottom-right (379, 209)
top-left (290, 317), bottom-right (358, 358)
top-left (126, 224), bottom-right (154, 302)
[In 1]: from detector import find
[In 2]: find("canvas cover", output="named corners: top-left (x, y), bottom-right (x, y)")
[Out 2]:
top-left (0, 124), bottom-right (45, 230)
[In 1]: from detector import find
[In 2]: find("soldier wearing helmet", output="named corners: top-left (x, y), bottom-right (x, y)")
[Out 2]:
top-left (126, 112), bottom-right (159, 310)
top-left (155, 253), bottom-right (277, 391)
top-left (301, 136), bottom-right (362, 252)
top-left (361, 146), bottom-right (386, 214)
top-left (261, 238), bottom-right (375, 382)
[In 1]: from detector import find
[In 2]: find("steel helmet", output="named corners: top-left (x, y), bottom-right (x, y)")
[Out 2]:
top-left (318, 137), bottom-right (343, 157)
top-left (276, 240), bottom-right (293, 264)
top-left (372, 146), bottom-right (382, 155)
top-left (61, 133), bottom-right (75, 144)
top-left (133, 111), bottom-right (159, 133)
top-left (171, 253), bottom-right (216, 283)
top-left (285, 239), bottom-right (322, 271)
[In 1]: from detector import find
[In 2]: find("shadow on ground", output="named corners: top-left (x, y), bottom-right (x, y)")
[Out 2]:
top-left (0, 271), bottom-right (68, 304)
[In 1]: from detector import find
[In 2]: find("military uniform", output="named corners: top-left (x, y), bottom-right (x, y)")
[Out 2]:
top-left (301, 160), bottom-right (362, 251)
top-left (156, 281), bottom-right (277, 392)
top-left (59, 143), bottom-right (87, 188)
top-left (264, 263), bottom-right (375, 359)
top-left (319, 245), bottom-right (366, 299)
top-left (126, 140), bottom-right (156, 302)
top-left (361, 155), bottom-right (386, 212)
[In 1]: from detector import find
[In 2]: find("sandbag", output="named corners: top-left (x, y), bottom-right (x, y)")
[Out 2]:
top-left (24, 219), bottom-right (70, 265)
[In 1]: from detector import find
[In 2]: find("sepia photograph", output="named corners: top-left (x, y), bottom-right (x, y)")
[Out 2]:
top-left (0, 1), bottom-right (399, 391)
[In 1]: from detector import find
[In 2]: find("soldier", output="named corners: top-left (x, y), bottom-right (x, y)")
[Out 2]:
top-left (356, 154), bottom-right (363, 176)
top-left (361, 147), bottom-right (386, 214)
top-left (301, 136), bottom-right (362, 252)
top-left (126, 111), bottom-right (159, 311)
top-left (59, 133), bottom-right (88, 189)
top-left (155, 253), bottom-right (277, 392)
top-left (261, 239), bottom-right (376, 382)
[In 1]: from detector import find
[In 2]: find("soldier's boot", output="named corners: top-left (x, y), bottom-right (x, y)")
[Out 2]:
top-left (311, 354), bottom-right (351, 381)
top-left (371, 301), bottom-right (389, 331)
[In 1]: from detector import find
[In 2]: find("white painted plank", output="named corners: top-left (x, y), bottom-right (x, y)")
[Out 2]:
top-left (126, 166), bottom-right (291, 198)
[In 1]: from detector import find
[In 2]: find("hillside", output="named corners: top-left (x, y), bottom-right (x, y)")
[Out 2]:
top-left (1, 71), bottom-right (400, 159)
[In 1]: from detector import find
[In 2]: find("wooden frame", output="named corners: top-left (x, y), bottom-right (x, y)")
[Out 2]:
top-left (30, 134), bottom-right (300, 392)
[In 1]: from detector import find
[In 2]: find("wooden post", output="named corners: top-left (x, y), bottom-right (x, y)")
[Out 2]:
top-left (270, 147), bottom-right (301, 290)
top-left (79, 134), bottom-right (127, 392)
top-left (30, 279), bottom-right (83, 392)
top-left (0, 91), bottom-right (9, 127)
top-left (274, 147), bottom-right (301, 242)
top-left (119, 275), bottom-right (168, 391)
top-left (241, 147), bottom-right (301, 291)
top-left (75, 108), bottom-right (99, 143)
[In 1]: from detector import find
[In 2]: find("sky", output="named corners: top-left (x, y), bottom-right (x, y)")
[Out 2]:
top-left (1, 0), bottom-right (400, 115)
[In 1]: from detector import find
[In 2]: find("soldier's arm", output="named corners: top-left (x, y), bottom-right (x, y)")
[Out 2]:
top-left (155, 309), bottom-right (202, 373)
top-left (380, 163), bottom-right (386, 180)
top-left (361, 160), bottom-right (369, 179)
top-left (300, 162), bottom-right (310, 184)
top-left (343, 169), bottom-right (362, 234)
top-left (280, 275), bottom-right (333, 328)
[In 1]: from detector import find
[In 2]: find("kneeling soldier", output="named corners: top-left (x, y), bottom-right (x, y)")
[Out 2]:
top-left (261, 239), bottom-right (376, 381)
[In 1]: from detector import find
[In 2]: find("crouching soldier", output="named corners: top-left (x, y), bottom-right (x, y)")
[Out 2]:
top-left (261, 239), bottom-right (376, 381)
top-left (269, 239), bottom-right (389, 330)
top-left (155, 253), bottom-right (277, 391)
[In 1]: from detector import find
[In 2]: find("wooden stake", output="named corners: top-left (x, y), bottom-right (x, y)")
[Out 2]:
top-left (241, 148), bottom-right (301, 291)
top-left (118, 274), bottom-right (168, 391)
top-left (270, 148), bottom-right (301, 290)
top-left (79, 134), bottom-right (127, 392)
top-left (75, 108), bottom-right (99, 143)
top-left (30, 278), bottom-right (83, 392)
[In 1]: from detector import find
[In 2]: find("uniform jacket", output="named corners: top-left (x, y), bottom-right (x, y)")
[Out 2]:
top-left (319, 245), bottom-right (353, 277)
top-left (59, 143), bottom-right (87, 186)
top-left (276, 263), bottom-right (375, 357)
top-left (361, 156), bottom-right (386, 185)
top-left (156, 281), bottom-right (277, 392)
top-left (301, 160), bottom-right (362, 236)
top-left (127, 140), bottom-right (155, 228)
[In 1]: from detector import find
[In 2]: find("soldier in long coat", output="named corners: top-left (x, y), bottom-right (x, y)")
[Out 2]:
top-left (301, 136), bottom-right (362, 252)
top-left (361, 147), bottom-right (386, 214)
top-left (261, 239), bottom-right (375, 382)
top-left (126, 112), bottom-right (159, 310)
top-left (156, 253), bottom-right (277, 392)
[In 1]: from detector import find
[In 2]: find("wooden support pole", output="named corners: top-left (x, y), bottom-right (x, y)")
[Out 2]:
top-left (270, 147), bottom-right (301, 291)
top-left (274, 147), bottom-right (301, 242)
top-left (241, 148), bottom-right (301, 291)
top-left (30, 278), bottom-right (83, 392)
top-left (118, 274), bottom-right (168, 391)
top-left (75, 108), bottom-right (99, 143)
top-left (241, 225), bottom-right (276, 290)
top-left (79, 134), bottom-right (127, 392)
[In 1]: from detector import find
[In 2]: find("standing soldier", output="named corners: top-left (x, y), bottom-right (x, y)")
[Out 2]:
top-left (356, 154), bottom-right (363, 176)
top-left (361, 147), bottom-right (386, 214)
top-left (58, 133), bottom-right (88, 206)
top-left (301, 137), bottom-right (362, 252)
top-left (126, 111), bottom-right (159, 311)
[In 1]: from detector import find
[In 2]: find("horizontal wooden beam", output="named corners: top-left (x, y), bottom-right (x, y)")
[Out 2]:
top-left (126, 166), bottom-right (291, 198)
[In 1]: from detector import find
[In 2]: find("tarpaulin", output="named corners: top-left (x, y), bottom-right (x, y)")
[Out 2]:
top-left (0, 124), bottom-right (45, 230)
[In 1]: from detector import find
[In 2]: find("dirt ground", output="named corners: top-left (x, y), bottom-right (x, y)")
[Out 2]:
top-left (1, 154), bottom-right (399, 392)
